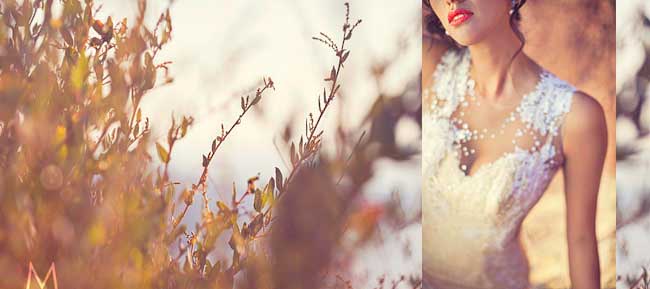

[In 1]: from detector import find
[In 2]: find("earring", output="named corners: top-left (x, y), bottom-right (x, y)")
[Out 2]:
top-left (509, 0), bottom-right (517, 14)
top-left (445, 30), bottom-right (449, 35)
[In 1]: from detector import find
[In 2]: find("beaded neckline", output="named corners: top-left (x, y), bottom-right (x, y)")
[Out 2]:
top-left (447, 50), bottom-right (551, 176)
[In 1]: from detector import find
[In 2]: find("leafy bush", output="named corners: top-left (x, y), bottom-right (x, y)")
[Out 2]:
top-left (0, 1), bottom-right (420, 288)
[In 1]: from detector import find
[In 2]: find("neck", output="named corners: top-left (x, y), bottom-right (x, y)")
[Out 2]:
top-left (467, 27), bottom-right (526, 100)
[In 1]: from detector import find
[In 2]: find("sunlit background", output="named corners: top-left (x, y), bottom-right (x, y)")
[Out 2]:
top-left (94, 0), bottom-right (421, 287)
top-left (520, 1), bottom-right (616, 288)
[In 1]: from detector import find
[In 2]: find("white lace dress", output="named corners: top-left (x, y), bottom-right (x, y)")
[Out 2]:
top-left (422, 49), bottom-right (575, 289)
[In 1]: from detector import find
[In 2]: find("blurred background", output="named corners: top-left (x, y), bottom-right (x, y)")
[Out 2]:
top-left (616, 0), bottom-right (650, 288)
top-left (96, 0), bottom-right (422, 287)
top-left (519, 1), bottom-right (616, 288)
top-left (0, 0), bottom-right (421, 288)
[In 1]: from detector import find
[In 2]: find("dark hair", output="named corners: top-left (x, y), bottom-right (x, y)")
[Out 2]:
top-left (422, 0), bottom-right (527, 56)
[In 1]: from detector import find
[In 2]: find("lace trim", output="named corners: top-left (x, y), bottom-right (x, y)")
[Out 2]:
top-left (429, 48), bottom-right (575, 171)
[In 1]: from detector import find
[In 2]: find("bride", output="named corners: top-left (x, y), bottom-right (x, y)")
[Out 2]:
top-left (421, 0), bottom-right (607, 288)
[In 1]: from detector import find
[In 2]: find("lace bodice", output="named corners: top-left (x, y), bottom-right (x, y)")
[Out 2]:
top-left (422, 49), bottom-right (575, 289)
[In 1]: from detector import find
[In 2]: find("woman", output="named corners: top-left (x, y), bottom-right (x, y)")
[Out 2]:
top-left (422, 0), bottom-right (607, 288)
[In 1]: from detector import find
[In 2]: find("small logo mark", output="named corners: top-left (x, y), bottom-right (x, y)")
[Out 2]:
top-left (24, 262), bottom-right (58, 289)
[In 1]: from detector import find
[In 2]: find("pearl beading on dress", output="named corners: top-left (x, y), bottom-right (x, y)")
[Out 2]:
top-left (422, 48), bottom-right (576, 289)
top-left (428, 49), bottom-right (574, 175)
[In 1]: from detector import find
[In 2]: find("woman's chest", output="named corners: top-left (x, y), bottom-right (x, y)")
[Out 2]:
top-left (423, 113), bottom-right (561, 216)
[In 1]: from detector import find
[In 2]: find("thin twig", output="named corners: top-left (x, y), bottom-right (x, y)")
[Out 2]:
top-left (170, 79), bottom-right (274, 232)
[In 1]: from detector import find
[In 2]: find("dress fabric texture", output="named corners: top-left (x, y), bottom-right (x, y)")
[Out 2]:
top-left (422, 49), bottom-right (575, 289)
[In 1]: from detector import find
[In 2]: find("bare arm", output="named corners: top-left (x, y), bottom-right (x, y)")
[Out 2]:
top-left (562, 92), bottom-right (607, 289)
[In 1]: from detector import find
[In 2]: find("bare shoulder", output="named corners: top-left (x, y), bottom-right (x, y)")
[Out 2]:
top-left (565, 91), bottom-right (606, 132)
top-left (562, 91), bottom-right (608, 153)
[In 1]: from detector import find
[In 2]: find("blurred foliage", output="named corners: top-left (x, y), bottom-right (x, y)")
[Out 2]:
top-left (0, 1), bottom-right (420, 288)
top-left (617, 53), bottom-right (650, 161)
top-left (625, 267), bottom-right (650, 289)
top-left (617, 1), bottom-right (650, 288)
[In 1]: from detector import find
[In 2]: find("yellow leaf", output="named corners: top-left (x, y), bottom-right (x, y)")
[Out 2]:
top-left (88, 222), bottom-right (106, 245)
top-left (228, 223), bottom-right (245, 254)
top-left (71, 53), bottom-right (89, 91)
top-left (54, 125), bottom-right (66, 145)
top-left (253, 188), bottom-right (262, 212)
top-left (56, 146), bottom-right (68, 163)
top-left (155, 142), bottom-right (169, 163)
top-left (50, 18), bottom-right (62, 29)
top-left (216, 201), bottom-right (229, 212)
top-left (130, 248), bottom-right (144, 269)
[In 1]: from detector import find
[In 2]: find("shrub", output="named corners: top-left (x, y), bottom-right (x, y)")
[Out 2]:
top-left (0, 1), bottom-right (420, 288)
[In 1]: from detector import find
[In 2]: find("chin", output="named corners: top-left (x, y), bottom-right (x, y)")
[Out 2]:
top-left (448, 31), bottom-right (483, 47)
top-left (446, 21), bottom-right (486, 47)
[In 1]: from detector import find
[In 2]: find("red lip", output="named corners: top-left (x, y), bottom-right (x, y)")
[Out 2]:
top-left (448, 9), bottom-right (474, 26)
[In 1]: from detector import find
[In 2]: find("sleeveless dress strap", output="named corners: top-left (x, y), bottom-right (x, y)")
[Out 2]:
top-left (535, 73), bottom-right (576, 151)
top-left (553, 83), bottom-right (576, 157)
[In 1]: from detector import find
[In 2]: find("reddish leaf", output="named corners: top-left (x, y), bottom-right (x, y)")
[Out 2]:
top-left (60, 28), bottom-right (73, 46)
top-left (290, 142), bottom-right (297, 166)
top-left (341, 50), bottom-right (350, 63)
top-left (275, 167), bottom-right (283, 192)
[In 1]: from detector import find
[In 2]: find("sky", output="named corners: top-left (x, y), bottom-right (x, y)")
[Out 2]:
top-left (95, 0), bottom-right (422, 286)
